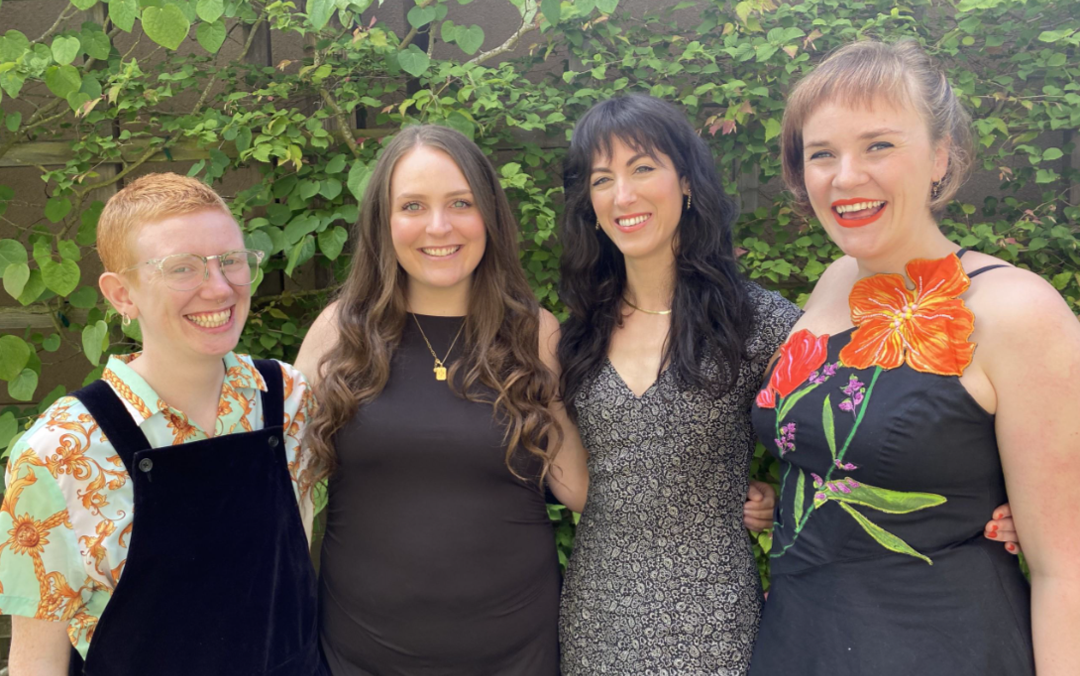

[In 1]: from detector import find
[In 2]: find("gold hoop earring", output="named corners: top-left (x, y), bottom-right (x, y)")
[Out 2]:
top-left (122, 313), bottom-right (131, 327)
top-left (685, 189), bottom-right (693, 211)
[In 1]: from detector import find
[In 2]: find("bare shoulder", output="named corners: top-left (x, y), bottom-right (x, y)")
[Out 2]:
top-left (803, 255), bottom-right (858, 312)
top-left (968, 265), bottom-right (1079, 348)
top-left (538, 308), bottom-right (561, 371)
top-left (295, 300), bottom-right (343, 383)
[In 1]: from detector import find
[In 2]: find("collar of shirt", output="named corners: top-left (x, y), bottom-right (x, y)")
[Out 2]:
top-left (102, 352), bottom-right (268, 440)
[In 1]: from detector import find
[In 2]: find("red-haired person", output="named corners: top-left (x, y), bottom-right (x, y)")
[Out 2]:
top-left (0, 173), bottom-right (328, 675)
top-left (750, 40), bottom-right (1078, 675)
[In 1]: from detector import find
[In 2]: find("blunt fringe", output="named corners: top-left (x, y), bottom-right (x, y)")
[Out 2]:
top-left (780, 39), bottom-right (975, 216)
top-left (557, 95), bottom-right (754, 418)
top-left (306, 125), bottom-right (562, 484)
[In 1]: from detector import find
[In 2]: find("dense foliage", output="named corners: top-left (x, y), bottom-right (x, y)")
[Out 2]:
top-left (0, 0), bottom-right (1077, 586)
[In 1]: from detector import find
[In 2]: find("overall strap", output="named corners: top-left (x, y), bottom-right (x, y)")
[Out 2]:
top-left (252, 359), bottom-right (284, 428)
top-left (69, 381), bottom-right (152, 472)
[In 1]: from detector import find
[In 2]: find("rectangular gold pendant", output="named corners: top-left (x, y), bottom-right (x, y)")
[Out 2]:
top-left (434, 366), bottom-right (447, 381)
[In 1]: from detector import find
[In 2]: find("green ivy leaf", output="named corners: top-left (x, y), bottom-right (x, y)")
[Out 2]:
top-left (82, 320), bottom-right (108, 366)
top-left (41, 258), bottom-right (80, 297)
top-left (0, 30), bottom-right (31, 62)
top-left (42, 334), bottom-right (62, 352)
top-left (596, 0), bottom-right (619, 13)
top-left (142, 4), bottom-right (191, 51)
top-left (456, 25), bottom-right (485, 55)
top-left (1042, 147), bottom-right (1064, 161)
top-left (109, 0), bottom-right (138, 33)
top-left (3, 262), bottom-right (30, 299)
top-left (763, 117), bottom-right (781, 142)
top-left (44, 197), bottom-right (72, 223)
top-left (397, 44), bottom-right (430, 78)
top-left (58, 240), bottom-right (80, 261)
top-left (0, 335), bottom-right (31, 380)
top-left (16, 269), bottom-right (45, 305)
top-left (68, 286), bottom-right (98, 309)
top-left (318, 226), bottom-right (348, 261)
top-left (441, 20), bottom-right (458, 43)
top-left (244, 230), bottom-right (275, 259)
top-left (325, 153), bottom-right (347, 174)
top-left (307, 0), bottom-right (334, 31)
top-left (0, 412), bottom-right (18, 451)
top-left (0, 239), bottom-right (27, 269)
top-left (1035, 169), bottom-right (1058, 183)
top-left (195, 0), bottom-right (224, 23)
top-left (51, 36), bottom-right (81, 66)
top-left (196, 20), bottom-right (226, 53)
top-left (284, 215), bottom-right (320, 245)
top-left (45, 65), bottom-right (82, 99)
top-left (71, 0), bottom-right (99, 9)
top-left (7, 368), bottom-right (38, 402)
top-left (347, 161), bottom-right (372, 201)
top-left (540, 0), bottom-right (560, 24)
top-left (407, 5), bottom-right (437, 28)
top-left (4, 111), bottom-right (20, 133)
top-left (319, 178), bottom-right (342, 200)
top-left (81, 27), bottom-right (112, 60)
top-left (284, 235), bottom-right (315, 276)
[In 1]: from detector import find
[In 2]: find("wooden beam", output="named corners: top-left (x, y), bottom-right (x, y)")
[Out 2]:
top-left (0, 129), bottom-right (396, 168)
top-left (0, 306), bottom-right (88, 331)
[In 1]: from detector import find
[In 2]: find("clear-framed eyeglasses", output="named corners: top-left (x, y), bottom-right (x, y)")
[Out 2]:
top-left (121, 249), bottom-right (266, 292)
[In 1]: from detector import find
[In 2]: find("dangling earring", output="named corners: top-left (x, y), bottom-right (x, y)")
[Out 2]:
top-left (931, 180), bottom-right (942, 200)
top-left (685, 189), bottom-right (693, 211)
top-left (595, 220), bottom-right (601, 231)
top-left (122, 313), bottom-right (131, 327)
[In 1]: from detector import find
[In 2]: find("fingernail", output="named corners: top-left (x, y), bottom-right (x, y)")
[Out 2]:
top-left (1007, 543), bottom-right (1015, 552)
top-left (989, 524), bottom-right (998, 532)
top-left (989, 532), bottom-right (996, 538)
top-left (994, 513), bottom-right (1002, 520)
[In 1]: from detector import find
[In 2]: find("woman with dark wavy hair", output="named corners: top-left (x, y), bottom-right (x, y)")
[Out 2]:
top-left (295, 124), bottom-right (588, 675)
top-left (556, 94), bottom-right (801, 674)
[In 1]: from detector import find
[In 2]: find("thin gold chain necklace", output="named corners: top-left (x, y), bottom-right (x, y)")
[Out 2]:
top-left (623, 297), bottom-right (672, 316)
top-left (411, 314), bottom-right (466, 381)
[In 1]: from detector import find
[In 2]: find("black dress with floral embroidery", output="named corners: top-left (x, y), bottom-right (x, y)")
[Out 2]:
top-left (748, 253), bottom-right (1034, 676)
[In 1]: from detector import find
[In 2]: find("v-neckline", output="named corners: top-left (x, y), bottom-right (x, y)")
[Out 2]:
top-left (605, 357), bottom-right (665, 399)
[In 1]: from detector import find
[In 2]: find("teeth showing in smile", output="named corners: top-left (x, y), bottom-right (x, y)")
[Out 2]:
top-left (616, 214), bottom-right (649, 227)
top-left (186, 309), bottom-right (231, 328)
top-left (835, 200), bottom-right (885, 215)
top-left (421, 246), bottom-right (461, 257)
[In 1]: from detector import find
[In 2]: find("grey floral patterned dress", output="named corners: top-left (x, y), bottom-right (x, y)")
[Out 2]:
top-left (559, 284), bottom-right (801, 675)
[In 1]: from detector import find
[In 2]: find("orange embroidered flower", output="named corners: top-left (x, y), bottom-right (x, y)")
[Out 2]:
top-left (839, 253), bottom-right (975, 376)
top-left (756, 329), bottom-right (830, 409)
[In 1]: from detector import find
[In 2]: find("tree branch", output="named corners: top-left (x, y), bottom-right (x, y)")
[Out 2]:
top-left (318, 88), bottom-right (361, 158)
top-left (36, 5), bottom-right (79, 44)
top-left (467, 0), bottom-right (540, 67)
top-left (191, 11), bottom-right (268, 115)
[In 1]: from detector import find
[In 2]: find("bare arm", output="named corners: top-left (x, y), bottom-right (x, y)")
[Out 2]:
top-left (295, 301), bottom-right (341, 388)
top-left (982, 271), bottom-right (1080, 675)
top-left (10, 616), bottom-right (71, 676)
top-left (538, 309), bottom-right (589, 513)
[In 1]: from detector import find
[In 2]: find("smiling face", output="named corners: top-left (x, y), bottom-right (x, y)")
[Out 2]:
top-left (389, 145), bottom-right (487, 306)
top-left (124, 209), bottom-right (250, 363)
top-left (590, 137), bottom-right (688, 265)
top-left (801, 95), bottom-right (949, 260)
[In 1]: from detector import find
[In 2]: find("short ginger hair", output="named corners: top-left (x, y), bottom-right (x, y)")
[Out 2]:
top-left (96, 172), bottom-right (235, 272)
top-left (780, 39), bottom-right (974, 216)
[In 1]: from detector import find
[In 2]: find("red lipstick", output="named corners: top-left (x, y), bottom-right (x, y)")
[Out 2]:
top-left (831, 198), bottom-right (887, 229)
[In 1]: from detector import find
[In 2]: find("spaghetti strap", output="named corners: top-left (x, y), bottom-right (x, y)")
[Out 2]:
top-left (968, 264), bottom-right (1010, 279)
top-left (955, 248), bottom-right (968, 258)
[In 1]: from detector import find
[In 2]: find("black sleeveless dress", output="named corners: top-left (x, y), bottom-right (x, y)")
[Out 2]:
top-left (749, 252), bottom-right (1034, 675)
top-left (319, 314), bottom-right (560, 676)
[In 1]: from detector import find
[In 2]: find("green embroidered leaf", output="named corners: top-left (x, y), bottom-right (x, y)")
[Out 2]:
top-left (777, 382), bottom-right (818, 421)
top-left (822, 394), bottom-right (837, 460)
top-left (792, 468), bottom-right (806, 527)
top-left (817, 481), bottom-right (947, 515)
top-left (838, 502), bottom-right (932, 565)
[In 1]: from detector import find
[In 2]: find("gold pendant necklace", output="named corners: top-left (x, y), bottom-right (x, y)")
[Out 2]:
top-left (411, 314), bottom-right (465, 381)
top-left (623, 297), bottom-right (672, 315)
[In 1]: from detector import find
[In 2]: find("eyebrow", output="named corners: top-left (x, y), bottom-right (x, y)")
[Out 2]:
top-left (591, 151), bottom-right (661, 174)
top-left (804, 128), bottom-right (904, 150)
top-left (395, 189), bottom-right (473, 200)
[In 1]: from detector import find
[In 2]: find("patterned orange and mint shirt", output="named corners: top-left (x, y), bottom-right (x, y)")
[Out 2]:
top-left (0, 352), bottom-right (317, 658)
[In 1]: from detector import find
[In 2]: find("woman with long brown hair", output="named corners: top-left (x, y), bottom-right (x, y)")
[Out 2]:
top-left (295, 124), bottom-right (587, 675)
